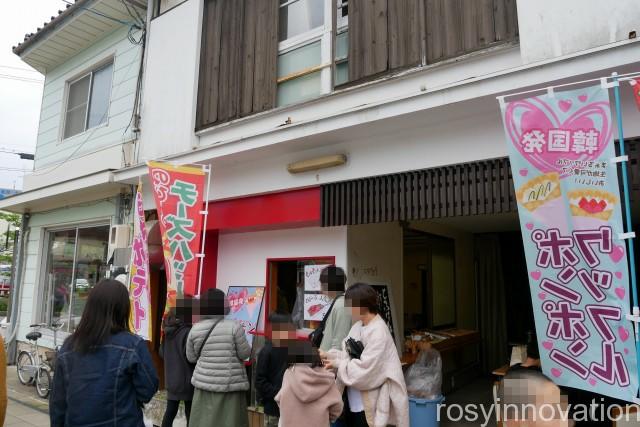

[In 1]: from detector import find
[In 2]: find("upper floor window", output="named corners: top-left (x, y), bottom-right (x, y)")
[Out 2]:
top-left (63, 61), bottom-right (114, 140)
top-left (276, 0), bottom-right (337, 107)
top-left (154, 0), bottom-right (187, 17)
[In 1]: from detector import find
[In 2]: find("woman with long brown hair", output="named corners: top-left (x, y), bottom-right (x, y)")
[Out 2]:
top-left (50, 279), bottom-right (159, 427)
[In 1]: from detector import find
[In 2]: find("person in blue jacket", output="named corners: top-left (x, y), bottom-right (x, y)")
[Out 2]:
top-left (50, 279), bottom-right (159, 427)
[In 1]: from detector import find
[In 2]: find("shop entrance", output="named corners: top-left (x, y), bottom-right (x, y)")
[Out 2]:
top-left (266, 257), bottom-right (335, 329)
top-left (402, 216), bottom-right (535, 398)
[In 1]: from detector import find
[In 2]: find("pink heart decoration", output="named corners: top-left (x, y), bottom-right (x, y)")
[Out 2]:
top-left (625, 348), bottom-right (630, 355)
top-left (578, 95), bottom-right (588, 103)
top-left (615, 287), bottom-right (626, 300)
top-left (558, 100), bottom-right (573, 112)
top-left (504, 98), bottom-right (612, 174)
top-left (615, 271), bottom-right (623, 279)
top-left (526, 222), bottom-right (534, 230)
top-left (519, 168), bottom-right (528, 177)
top-left (542, 341), bottom-right (553, 350)
top-left (619, 326), bottom-right (630, 342)
top-left (551, 368), bottom-right (563, 378)
top-left (610, 245), bottom-right (625, 263)
top-left (537, 292), bottom-right (546, 300)
top-left (588, 378), bottom-right (597, 386)
top-left (530, 271), bottom-right (542, 280)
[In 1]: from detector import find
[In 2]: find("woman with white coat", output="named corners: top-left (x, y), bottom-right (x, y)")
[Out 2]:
top-left (321, 283), bottom-right (409, 427)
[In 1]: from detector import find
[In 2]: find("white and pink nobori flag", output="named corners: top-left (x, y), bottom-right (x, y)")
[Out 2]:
top-left (129, 184), bottom-right (152, 341)
top-left (501, 84), bottom-right (638, 402)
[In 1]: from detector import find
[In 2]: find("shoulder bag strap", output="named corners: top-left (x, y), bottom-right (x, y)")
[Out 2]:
top-left (197, 318), bottom-right (222, 360)
top-left (320, 293), bottom-right (343, 327)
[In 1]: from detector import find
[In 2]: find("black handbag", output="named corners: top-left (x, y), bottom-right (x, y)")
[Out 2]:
top-left (345, 337), bottom-right (364, 359)
top-left (309, 294), bottom-right (343, 348)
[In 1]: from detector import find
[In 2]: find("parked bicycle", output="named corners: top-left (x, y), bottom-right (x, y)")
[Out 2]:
top-left (16, 321), bottom-right (64, 398)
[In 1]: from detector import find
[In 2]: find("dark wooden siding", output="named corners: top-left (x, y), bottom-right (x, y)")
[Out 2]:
top-left (321, 158), bottom-right (517, 227)
top-left (425, 0), bottom-right (518, 64)
top-left (348, 0), bottom-right (517, 83)
top-left (349, 0), bottom-right (422, 82)
top-left (196, 0), bottom-right (278, 130)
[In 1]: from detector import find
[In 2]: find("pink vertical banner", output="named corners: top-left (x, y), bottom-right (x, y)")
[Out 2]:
top-left (500, 84), bottom-right (638, 402)
top-left (129, 184), bottom-right (152, 340)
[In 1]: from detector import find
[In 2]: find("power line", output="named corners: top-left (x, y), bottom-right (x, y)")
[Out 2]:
top-left (0, 65), bottom-right (40, 74)
top-left (0, 74), bottom-right (44, 84)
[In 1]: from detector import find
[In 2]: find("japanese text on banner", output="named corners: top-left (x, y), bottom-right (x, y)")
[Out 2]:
top-left (148, 161), bottom-right (205, 314)
top-left (129, 185), bottom-right (152, 340)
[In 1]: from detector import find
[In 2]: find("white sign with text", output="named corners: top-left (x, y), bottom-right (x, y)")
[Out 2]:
top-left (303, 264), bottom-right (331, 292)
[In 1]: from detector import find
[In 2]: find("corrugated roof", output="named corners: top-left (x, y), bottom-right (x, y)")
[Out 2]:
top-left (12, 0), bottom-right (92, 56)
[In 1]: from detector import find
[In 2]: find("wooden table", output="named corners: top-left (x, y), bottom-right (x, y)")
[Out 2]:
top-left (401, 329), bottom-right (481, 365)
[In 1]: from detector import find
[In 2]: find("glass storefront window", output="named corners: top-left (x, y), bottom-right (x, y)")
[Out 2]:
top-left (43, 225), bottom-right (110, 332)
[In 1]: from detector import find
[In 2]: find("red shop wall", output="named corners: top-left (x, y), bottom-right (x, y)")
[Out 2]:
top-left (199, 187), bottom-right (321, 291)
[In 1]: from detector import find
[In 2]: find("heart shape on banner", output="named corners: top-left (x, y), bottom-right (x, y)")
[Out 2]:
top-left (551, 368), bottom-right (563, 378)
top-left (609, 245), bottom-right (625, 263)
top-left (504, 97), bottom-right (612, 175)
top-left (619, 326), bottom-right (630, 342)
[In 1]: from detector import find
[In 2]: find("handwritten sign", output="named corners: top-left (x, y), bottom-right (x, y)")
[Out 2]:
top-left (304, 293), bottom-right (333, 321)
top-left (226, 286), bottom-right (265, 349)
top-left (501, 84), bottom-right (638, 402)
top-left (304, 264), bottom-right (331, 292)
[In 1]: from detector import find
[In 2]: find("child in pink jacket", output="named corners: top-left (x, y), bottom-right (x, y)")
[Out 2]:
top-left (275, 340), bottom-right (343, 427)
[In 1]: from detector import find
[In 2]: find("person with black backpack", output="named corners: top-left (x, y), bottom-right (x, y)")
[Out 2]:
top-left (186, 289), bottom-right (251, 427)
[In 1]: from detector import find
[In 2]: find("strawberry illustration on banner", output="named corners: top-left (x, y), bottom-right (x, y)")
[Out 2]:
top-left (148, 161), bottom-right (206, 315)
top-left (128, 183), bottom-right (152, 340)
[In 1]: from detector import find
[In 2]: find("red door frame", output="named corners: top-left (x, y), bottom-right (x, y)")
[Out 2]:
top-left (263, 256), bottom-right (336, 333)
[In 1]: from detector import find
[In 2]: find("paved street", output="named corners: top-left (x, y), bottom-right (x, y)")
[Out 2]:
top-left (5, 399), bottom-right (49, 427)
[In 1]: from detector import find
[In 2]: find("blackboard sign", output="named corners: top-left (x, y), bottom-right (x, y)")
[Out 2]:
top-left (370, 284), bottom-right (397, 341)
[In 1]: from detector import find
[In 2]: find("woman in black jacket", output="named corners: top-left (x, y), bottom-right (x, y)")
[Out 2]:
top-left (256, 314), bottom-right (293, 427)
top-left (161, 299), bottom-right (195, 427)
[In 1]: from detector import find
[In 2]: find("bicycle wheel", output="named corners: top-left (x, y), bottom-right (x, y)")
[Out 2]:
top-left (35, 367), bottom-right (51, 399)
top-left (16, 351), bottom-right (35, 385)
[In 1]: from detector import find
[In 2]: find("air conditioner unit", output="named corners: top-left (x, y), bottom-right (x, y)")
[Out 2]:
top-left (110, 224), bottom-right (131, 249)
top-left (108, 225), bottom-right (131, 264)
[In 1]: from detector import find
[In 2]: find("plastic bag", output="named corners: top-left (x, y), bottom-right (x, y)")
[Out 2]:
top-left (405, 347), bottom-right (442, 399)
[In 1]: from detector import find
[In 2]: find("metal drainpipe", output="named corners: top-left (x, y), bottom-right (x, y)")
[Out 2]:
top-left (6, 213), bottom-right (29, 362)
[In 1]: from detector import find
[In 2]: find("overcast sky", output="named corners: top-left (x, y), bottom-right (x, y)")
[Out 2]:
top-left (0, 1), bottom-right (62, 190)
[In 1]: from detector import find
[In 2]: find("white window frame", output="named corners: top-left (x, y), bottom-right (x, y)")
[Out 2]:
top-left (277, 0), bottom-right (334, 99)
top-left (60, 58), bottom-right (115, 142)
top-left (39, 221), bottom-right (112, 336)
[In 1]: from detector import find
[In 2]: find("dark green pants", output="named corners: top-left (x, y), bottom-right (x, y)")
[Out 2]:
top-left (189, 389), bottom-right (249, 427)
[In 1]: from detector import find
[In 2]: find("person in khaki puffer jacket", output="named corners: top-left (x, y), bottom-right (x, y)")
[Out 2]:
top-left (186, 289), bottom-right (251, 427)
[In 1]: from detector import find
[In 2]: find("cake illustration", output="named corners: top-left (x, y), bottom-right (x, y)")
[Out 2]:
top-left (567, 189), bottom-right (617, 230)
top-left (516, 173), bottom-right (568, 232)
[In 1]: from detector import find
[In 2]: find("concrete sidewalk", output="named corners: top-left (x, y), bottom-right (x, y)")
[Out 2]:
top-left (5, 399), bottom-right (49, 427)
top-left (6, 362), bottom-right (187, 427)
